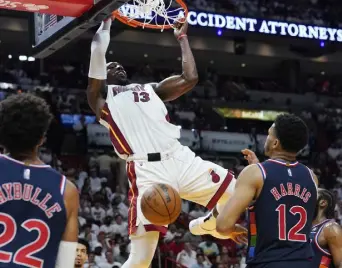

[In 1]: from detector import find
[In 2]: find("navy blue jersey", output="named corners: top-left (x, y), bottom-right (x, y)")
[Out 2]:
top-left (310, 219), bottom-right (335, 268)
top-left (0, 155), bottom-right (67, 268)
top-left (246, 159), bottom-right (317, 264)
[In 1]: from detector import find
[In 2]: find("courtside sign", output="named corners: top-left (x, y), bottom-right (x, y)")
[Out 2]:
top-left (119, 4), bottom-right (342, 42)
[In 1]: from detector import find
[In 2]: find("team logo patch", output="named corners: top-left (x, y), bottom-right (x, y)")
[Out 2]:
top-left (209, 169), bottom-right (220, 183)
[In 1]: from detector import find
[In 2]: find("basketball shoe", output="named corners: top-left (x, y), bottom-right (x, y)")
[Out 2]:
top-left (189, 211), bottom-right (229, 239)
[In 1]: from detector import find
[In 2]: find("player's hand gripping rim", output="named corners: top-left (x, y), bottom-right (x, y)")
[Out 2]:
top-left (174, 20), bottom-right (188, 40)
top-left (241, 149), bottom-right (260, 165)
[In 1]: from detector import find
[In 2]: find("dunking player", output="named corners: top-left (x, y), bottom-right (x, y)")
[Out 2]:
top-left (87, 19), bottom-right (243, 267)
top-left (216, 114), bottom-right (318, 268)
top-left (0, 93), bottom-right (79, 267)
top-left (311, 188), bottom-right (342, 268)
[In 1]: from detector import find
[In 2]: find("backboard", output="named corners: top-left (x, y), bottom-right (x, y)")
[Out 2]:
top-left (28, 0), bottom-right (129, 58)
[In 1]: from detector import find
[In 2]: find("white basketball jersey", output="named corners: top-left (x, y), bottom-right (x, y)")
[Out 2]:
top-left (99, 83), bottom-right (181, 158)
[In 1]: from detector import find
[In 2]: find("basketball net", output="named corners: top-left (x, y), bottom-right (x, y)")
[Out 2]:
top-left (113, 0), bottom-right (188, 31)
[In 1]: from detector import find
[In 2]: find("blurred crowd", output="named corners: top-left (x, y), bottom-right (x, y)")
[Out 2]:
top-left (1, 56), bottom-right (342, 268)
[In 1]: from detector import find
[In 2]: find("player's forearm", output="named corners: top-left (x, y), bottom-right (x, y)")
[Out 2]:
top-left (87, 20), bottom-right (111, 117)
top-left (178, 36), bottom-right (198, 82)
top-left (88, 20), bottom-right (111, 80)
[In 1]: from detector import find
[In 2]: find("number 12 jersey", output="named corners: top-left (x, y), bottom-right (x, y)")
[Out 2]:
top-left (246, 159), bottom-right (317, 265)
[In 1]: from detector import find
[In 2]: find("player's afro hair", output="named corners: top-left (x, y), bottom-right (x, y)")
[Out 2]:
top-left (319, 189), bottom-right (336, 219)
top-left (0, 93), bottom-right (53, 155)
top-left (274, 114), bottom-right (308, 154)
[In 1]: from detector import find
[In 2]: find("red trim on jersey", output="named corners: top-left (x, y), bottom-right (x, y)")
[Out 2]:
top-left (165, 114), bottom-right (170, 122)
top-left (126, 162), bottom-right (168, 235)
top-left (256, 163), bottom-right (266, 180)
top-left (314, 219), bottom-right (334, 256)
top-left (145, 224), bottom-right (168, 234)
top-left (268, 159), bottom-right (299, 166)
top-left (206, 171), bottom-right (234, 210)
top-left (0, 155), bottom-right (50, 168)
top-left (101, 103), bottom-right (133, 155)
top-left (127, 161), bottom-right (138, 235)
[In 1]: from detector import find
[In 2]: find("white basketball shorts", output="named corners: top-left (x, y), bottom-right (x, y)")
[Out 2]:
top-left (125, 143), bottom-right (236, 236)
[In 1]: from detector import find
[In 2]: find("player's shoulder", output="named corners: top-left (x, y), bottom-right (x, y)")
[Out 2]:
top-left (63, 179), bottom-right (79, 206)
top-left (323, 220), bottom-right (342, 238)
top-left (239, 164), bottom-right (264, 183)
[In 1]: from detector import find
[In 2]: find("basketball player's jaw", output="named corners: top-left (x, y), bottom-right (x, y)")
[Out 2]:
top-left (107, 62), bottom-right (128, 85)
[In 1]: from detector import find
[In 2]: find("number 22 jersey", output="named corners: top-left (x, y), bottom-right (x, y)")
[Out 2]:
top-left (0, 155), bottom-right (67, 268)
top-left (246, 159), bottom-right (317, 264)
top-left (100, 83), bottom-right (181, 159)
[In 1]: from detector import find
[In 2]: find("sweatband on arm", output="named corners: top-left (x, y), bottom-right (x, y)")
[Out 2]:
top-left (54, 241), bottom-right (77, 268)
top-left (88, 20), bottom-right (112, 80)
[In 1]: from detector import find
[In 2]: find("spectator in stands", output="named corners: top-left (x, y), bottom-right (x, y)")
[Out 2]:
top-left (96, 151), bottom-right (115, 178)
top-left (164, 224), bottom-right (179, 243)
top-left (84, 252), bottom-right (100, 268)
top-left (190, 253), bottom-right (211, 268)
top-left (110, 186), bottom-right (126, 203)
top-left (189, 204), bottom-right (206, 219)
top-left (111, 214), bottom-right (128, 237)
top-left (108, 197), bottom-right (129, 220)
top-left (198, 237), bottom-right (220, 256)
top-left (89, 168), bottom-right (107, 195)
top-left (91, 201), bottom-right (106, 223)
top-left (79, 223), bottom-right (96, 242)
top-left (99, 216), bottom-right (114, 235)
top-left (97, 251), bottom-right (122, 268)
top-left (115, 244), bottom-right (129, 264)
top-left (176, 242), bottom-right (197, 267)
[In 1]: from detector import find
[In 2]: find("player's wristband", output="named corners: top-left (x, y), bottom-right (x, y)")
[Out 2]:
top-left (177, 34), bottom-right (187, 41)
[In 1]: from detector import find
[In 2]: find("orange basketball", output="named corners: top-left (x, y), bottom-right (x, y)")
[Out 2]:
top-left (141, 184), bottom-right (181, 226)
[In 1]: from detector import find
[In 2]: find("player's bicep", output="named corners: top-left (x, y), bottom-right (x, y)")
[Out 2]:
top-left (216, 164), bottom-right (262, 234)
top-left (152, 74), bottom-right (197, 102)
top-left (325, 223), bottom-right (342, 267)
top-left (62, 180), bottom-right (79, 242)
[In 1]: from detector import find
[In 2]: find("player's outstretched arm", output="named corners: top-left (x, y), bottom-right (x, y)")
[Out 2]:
top-left (324, 222), bottom-right (342, 268)
top-left (151, 21), bottom-right (198, 102)
top-left (55, 180), bottom-right (80, 268)
top-left (216, 164), bottom-right (263, 235)
top-left (87, 19), bottom-right (112, 120)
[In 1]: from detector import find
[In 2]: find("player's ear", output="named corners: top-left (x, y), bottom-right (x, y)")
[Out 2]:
top-left (273, 138), bottom-right (280, 150)
top-left (319, 199), bottom-right (327, 208)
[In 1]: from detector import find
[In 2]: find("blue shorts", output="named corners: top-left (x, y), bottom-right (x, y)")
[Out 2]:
top-left (247, 260), bottom-right (312, 268)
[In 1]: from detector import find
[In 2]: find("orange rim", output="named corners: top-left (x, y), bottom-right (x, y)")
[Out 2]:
top-left (112, 0), bottom-right (188, 30)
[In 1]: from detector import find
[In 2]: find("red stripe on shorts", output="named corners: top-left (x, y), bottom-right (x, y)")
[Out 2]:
top-left (206, 171), bottom-right (234, 210)
top-left (101, 103), bottom-right (133, 155)
top-left (127, 161), bottom-right (138, 235)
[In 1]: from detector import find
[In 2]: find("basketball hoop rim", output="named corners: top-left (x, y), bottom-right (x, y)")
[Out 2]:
top-left (112, 0), bottom-right (188, 30)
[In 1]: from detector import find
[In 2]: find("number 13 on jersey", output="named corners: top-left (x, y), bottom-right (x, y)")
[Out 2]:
top-left (133, 92), bottom-right (150, 102)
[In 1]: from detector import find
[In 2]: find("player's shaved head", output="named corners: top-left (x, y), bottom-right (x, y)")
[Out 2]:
top-left (0, 93), bottom-right (52, 157)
